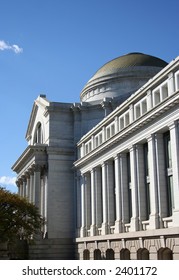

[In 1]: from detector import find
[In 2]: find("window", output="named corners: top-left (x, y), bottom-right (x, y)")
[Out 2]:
top-left (119, 116), bottom-right (124, 129)
top-left (34, 122), bottom-right (43, 144)
top-left (153, 89), bottom-right (160, 105)
top-left (175, 70), bottom-right (179, 91)
top-left (161, 83), bottom-right (168, 100)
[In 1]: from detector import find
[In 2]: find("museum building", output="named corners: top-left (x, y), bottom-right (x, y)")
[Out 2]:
top-left (12, 52), bottom-right (179, 260)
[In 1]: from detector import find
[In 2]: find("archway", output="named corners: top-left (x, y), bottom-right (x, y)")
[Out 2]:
top-left (137, 248), bottom-right (149, 260)
top-left (94, 249), bottom-right (102, 260)
top-left (106, 249), bottom-right (115, 260)
top-left (83, 249), bottom-right (90, 260)
top-left (158, 248), bottom-right (173, 260)
top-left (120, 248), bottom-right (130, 260)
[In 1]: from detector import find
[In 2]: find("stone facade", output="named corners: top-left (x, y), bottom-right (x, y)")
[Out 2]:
top-left (12, 53), bottom-right (179, 259)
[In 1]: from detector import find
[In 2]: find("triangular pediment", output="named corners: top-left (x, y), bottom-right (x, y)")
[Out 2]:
top-left (25, 95), bottom-right (49, 142)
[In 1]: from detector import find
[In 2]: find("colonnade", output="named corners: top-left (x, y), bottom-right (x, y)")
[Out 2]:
top-left (77, 121), bottom-right (179, 237)
top-left (16, 164), bottom-right (48, 236)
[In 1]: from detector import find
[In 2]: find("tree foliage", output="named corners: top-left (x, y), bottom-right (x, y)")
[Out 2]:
top-left (0, 187), bottom-right (43, 243)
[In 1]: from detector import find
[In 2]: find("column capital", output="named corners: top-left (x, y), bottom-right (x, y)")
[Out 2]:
top-left (33, 164), bottom-right (42, 172)
top-left (168, 120), bottom-right (179, 130)
top-left (21, 175), bottom-right (27, 182)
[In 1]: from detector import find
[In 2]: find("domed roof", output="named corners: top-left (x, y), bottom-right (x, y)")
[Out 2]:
top-left (80, 52), bottom-right (168, 102)
top-left (89, 52), bottom-right (168, 81)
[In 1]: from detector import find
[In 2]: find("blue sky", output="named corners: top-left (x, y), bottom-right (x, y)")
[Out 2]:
top-left (0, 0), bottom-right (178, 193)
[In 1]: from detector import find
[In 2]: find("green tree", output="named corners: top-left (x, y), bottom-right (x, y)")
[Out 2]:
top-left (0, 187), bottom-right (43, 243)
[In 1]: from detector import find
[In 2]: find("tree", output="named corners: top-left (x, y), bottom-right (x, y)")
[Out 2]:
top-left (0, 187), bottom-right (43, 243)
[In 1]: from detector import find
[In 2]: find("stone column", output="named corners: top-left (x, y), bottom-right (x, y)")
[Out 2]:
top-left (101, 162), bottom-right (108, 235)
top-left (22, 176), bottom-right (26, 198)
top-left (26, 173), bottom-right (30, 201)
top-left (147, 135), bottom-right (159, 229)
top-left (129, 146), bottom-right (139, 231)
top-left (95, 166), bottom-right (102, 228)
top-left (135, 144), bottom-right (147, 229)
top-left (114, 154), bottom-right (122, 233)
top-left (85, 173), bottom-right (91, 232)
top-left (120, 153), bottom-right (130, 228)
top-left (80, 174), bottom-right (86, 237)
top-left (29, 170), bottom-right (34, 203)
top-left (19, 179), bottom-right (23, 197)
top-left (106, 160), bottom-right (115, 227)
top-left (16, 181), bottom-right (20, 196)
top-left (169, 121), bottom-right (179, 225)
top-left (43, 173), bottom-right (48, 237)
top-left (90, 169), bottom-right (96, 236)
top-left (33, 165), bottom-right (41, 210)
top-left (155, 134), bottom-right (168, 223)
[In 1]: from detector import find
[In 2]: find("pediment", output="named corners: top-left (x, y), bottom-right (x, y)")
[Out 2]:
top-left (25, 95), bottom-right (49, 142)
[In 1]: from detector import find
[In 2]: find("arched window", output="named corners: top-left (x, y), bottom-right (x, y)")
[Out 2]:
top-left (158, 248), bottom-right (173, 260)
top-left (83, 249), bottom-right (90, 260)
top-left (120, 249), bottom-right (130, 260)
top-left (34, 122), bottom-right (43, 144)
top-left (137, 248), bottom-right (149, 260)
top-left (106, 249), bottom-right (115, 260)
top-left (94, 249), bottom-right (101, 260)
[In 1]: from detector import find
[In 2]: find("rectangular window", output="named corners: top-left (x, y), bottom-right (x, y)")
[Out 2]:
top-left (125, 112), bottom-right (130, 126)
top-left (141, 99), bottom-right (147, 114)
top-left (135, 104), bottom-right (141, 119)
top-left (175, 71), bottom-right (179, 91)
top-left (119, 117), bottom-right (124, 130)
top-left (161, 83), bottom-right (168, 100)
top-left (153, 89), bottom-right (160, 105)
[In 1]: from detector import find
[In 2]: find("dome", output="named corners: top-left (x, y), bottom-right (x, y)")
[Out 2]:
top-left (80, 52), bottom-right (168, 102)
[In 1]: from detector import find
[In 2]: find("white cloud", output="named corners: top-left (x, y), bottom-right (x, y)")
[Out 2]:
top-left (0, 176), bottom-right (16, 186)
top-left (0, 40), bottom-right (23, 54)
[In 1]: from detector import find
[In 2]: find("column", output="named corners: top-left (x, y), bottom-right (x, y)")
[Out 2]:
top-left (101, 162), bottom-right (108, 234)
top-left (29, 170), bottom-right (34, 203)
top-left (43, 173), bottom-right (48, 237)
top-left (135, 144), bottom-right (147, 229)
top-left (85, 173), bottom-right (91, 232)
top-left (90, 169), bottom-right (96, 236)
top-left (169, 121), bottom-right (179, 225)
top-left (22, 177), bottom-right (26, 198)
top-left (129, 146), bottom-right (139, 231)
top-left (120, 153), bottom-right (130, 229)
top-left (26, 173), bottom-right (30, 201)
top-left (80, 174), bottom-right (86, 237)
top-left (147, 135), bottom-right (159, 229)
top-left (155, 133), bottom-right (168, 223)
top-left (114, 154), bottom-right (122, 233)
top-left (33, 164), bottom-right (41, 209)
top-left (95, 166), bottom-right (102, 229)
top-left (19, 179), bottom-right (23, 197)
top-left (106, 160), bottom-right (115, 227)
top-left (16, 181), bottom-right (20, 196)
